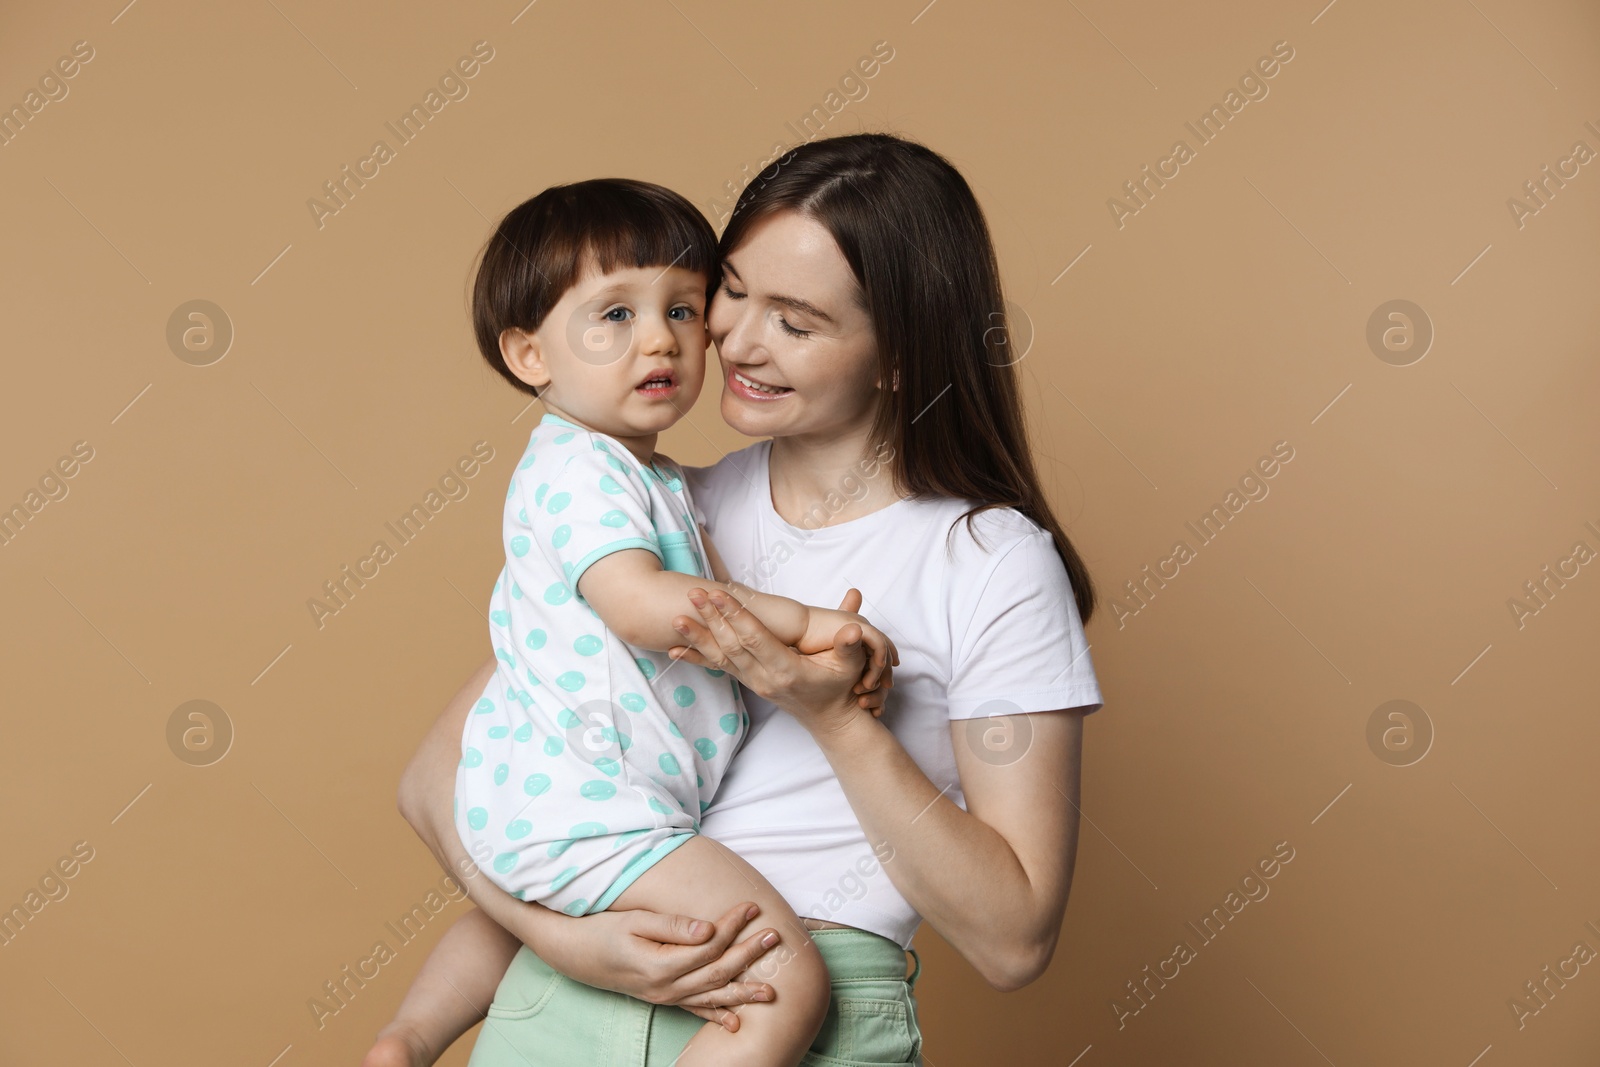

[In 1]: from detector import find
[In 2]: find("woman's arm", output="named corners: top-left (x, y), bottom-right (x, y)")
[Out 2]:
top-left (395, 652), bottom-right (788, 1028)
top-left (669, 588), bottom-right (1085, 992)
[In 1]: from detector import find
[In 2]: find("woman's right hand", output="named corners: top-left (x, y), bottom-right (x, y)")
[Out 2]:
top-left (396, 653), bottom-right (785, 1031)
top-left (552, 901), bottom-right (787, 1028)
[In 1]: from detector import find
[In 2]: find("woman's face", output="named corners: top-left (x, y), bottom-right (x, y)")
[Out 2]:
top-left (707, 210), bottom-right (882, 442)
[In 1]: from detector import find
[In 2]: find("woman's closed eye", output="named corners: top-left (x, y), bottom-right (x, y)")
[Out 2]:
top-left (775, 316), bottom-right (810, 338)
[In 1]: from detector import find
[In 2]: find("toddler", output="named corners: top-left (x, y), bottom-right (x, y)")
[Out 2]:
top-left (363, 178), bottom-right (897, 1067)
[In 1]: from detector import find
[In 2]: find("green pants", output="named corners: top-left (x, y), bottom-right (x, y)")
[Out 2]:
top-left (466, 928), bottom-right (924, 1066)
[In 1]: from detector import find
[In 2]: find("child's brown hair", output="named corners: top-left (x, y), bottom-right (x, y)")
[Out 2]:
top-left (470, 178), bottom-right (719, 397)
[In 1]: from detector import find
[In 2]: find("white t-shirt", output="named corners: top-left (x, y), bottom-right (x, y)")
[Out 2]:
top-left (685, 440), bottom-right (1104, 949)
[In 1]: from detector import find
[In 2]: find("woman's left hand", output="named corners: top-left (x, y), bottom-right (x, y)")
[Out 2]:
top-left (668, 587), bottom-right (893, 731)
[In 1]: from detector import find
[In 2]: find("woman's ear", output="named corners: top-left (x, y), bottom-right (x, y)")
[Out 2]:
top-left (500, 327), bottom-right (551, 392)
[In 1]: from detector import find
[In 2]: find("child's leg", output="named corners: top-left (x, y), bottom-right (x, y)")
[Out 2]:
top-left (361, 906), bottom-right (521, 1067)
top-left (612, 835), bottom-right (830, 1067)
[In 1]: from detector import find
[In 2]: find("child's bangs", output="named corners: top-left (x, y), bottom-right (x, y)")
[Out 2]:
top-left (578, 195), bottom-right (719, 284)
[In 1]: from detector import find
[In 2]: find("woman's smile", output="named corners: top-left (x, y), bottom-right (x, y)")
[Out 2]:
top-left (727, 365), bottom-right (794, 400)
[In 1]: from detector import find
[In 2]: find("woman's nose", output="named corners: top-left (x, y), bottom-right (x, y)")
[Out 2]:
top-left (712, 301), bottom-right (755, 362)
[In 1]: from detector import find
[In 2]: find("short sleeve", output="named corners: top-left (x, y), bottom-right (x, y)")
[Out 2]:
top-left (514, 447), bottom-right (662, 592)
top-left (947, 530), bottom-right (1104, 719)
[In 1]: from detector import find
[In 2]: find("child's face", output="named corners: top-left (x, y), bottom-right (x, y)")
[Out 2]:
top-left (513, 259), bottom-right (709, 441)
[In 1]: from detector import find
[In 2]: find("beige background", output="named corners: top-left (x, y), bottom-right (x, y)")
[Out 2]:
top-left (3, 0), bottom-right (1598, 1063)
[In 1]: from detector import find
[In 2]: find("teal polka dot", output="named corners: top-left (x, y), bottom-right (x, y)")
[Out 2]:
top-left (493, 763), bottom-right (509, 786)
top-left (551, 867), bottom-right (579, 892)
top-left (599, 510), bottom-right (629, 528)
top-left (673, 686), bottom-right (696, 708)
top-left (512, 582), bottom-right (523, 600)
top-left (616, 732), bottom-right (632, 751)
top-left (719, 713), bottom-right (740, 735)
top-left (557, 671), bottom-right (585, 692)
top-left (513, 722), bottom-right (534, 742)
top-left (547, 492), bottom-right (572, 514)
top-left (648, 797), bottom-right (674, 815)
top-left (473, 698), bottom-right (495, 715)
top-left (694, 738), bottom-right (718, 761)
top-left (605, 456), bottom-right (627, 473)
top-left (699, 800), bottom-right (712, 812)
top-left (534, 483), bottom-right (549, 505)
top-left (659, 753), bottom-right (681, 775)
top-left (517, 507), bottom-right (528, 523)
top-left (562, 562), bottom-right (576, 583)
top-left (548, 839), bottom-right (574, 858)
top-left (593, 757), bottom-right (620, 777)
top-left (491, 610), bottom-right (510, 626)
top-left (510, 535), bottom-right (531, 558)
top-left (613, 828), bottom-right (650, 849)
top-left (544, 737), bottom-right (565, 756)
top-left (524, 773), bottom-right (552, 796)
top-left (467, 807), bottom-right (488, 831)
top-left (553, 525), bottom-right (571, 549)
top-left (495, 648), bottom-right (515, 668)
top-left (562, 900), bottom-right (588, 916)
top-left (519, 451), bottom-right (536, 470)
top-left (493, 853), bottom-right (518, 874)
top-left (514, 689), bottom-right (533, 707)
top-left (506, 819), bottom-right (532, 840)
top-left (574, 635), bottom-right (603, 656)
top-left (571, 821), bottom-right (608, 838)
top-left (696, 774), bottom-right (704, 788)
top-left (704, 667), bottom-right (725, 678)
top-left (619, 692), bottom-right (646, 713)
top-left (599, 475), bottom-right (624, 494)
top-left (635, 658), bottom-right (657, 679)
top-left (581, 781), bottom-right (617, 801)
top-left (488, 725), bottom-right (510, 740)
top-left (557, 709), bottom-right (581, 729)
top-left (668, 722), bottom-right (682, 738)
top-left (461, 747), bottom-right (483, 768)
top-left (554, 431), bottom-right (575, 444)
top-left (506, 481), bottom-right (515, 500)
top-left (544, 583), bottom-right (572, 605)
top-left (525, 628), bottom-right (547, 650)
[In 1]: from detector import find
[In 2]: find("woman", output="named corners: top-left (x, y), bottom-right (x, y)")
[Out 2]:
top-left (388, 132), bottom-right (1104, 1065)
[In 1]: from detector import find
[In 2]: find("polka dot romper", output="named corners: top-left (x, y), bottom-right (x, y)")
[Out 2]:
top-left (454, 412), bottom-right (747, 916)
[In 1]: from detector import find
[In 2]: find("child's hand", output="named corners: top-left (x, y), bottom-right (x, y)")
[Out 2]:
top-left (798, 607), bottom-right (898, 694)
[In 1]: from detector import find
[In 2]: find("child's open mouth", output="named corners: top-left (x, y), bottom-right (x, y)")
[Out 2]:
top-left (636, 369), bottom-right (678, 398)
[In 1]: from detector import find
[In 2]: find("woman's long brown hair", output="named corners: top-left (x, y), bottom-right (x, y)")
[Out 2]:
top-left (719, 132), bottom-right (1097, 624)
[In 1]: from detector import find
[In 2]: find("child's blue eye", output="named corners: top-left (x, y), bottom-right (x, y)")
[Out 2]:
top-left (602, 307), bottom-right (632, 322)
top-left (668, 306), bottom-right (696, 321)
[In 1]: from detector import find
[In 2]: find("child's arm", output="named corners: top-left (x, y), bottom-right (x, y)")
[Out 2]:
top-left (514, 454), bottom-right (894, 689)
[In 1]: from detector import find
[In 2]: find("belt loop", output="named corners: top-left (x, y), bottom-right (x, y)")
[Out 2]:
top-left (905, 947), bottom-right (922, 991)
